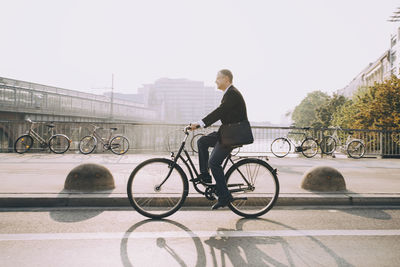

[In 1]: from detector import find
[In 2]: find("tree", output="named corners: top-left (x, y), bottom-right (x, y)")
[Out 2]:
top-left (331, 99), bottom-right (357, 128)
top-left (291, 91), bottom-right (329, 127)
top-left (315, 94), bottom-right (348, 128)
top-left (351, 76), bottom-right (400, 130)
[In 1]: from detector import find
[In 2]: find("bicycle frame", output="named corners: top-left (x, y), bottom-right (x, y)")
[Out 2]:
top-left (330, 127), bottom-right (363, 152)
top-left (156, 127), bottom-right (253, 192)
top-left (285, 131), bottom-right (309, 150)
top-left (90, 126), bottom-right (114, 146)
top-left (27, 121), bottom-right (54, 146)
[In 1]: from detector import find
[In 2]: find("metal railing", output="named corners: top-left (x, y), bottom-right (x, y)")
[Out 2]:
top-left (1, 121), bottom-right (399, 157)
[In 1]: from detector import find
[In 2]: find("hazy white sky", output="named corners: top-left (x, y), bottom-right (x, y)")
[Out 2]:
top-left (1, 0), bottom-right (399, 123)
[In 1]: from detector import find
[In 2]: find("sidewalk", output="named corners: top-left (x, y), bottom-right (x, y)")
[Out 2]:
top-left (1, 153), bottom-right (400, 208)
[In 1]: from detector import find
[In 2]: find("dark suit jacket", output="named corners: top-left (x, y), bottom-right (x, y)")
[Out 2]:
top-left (202, 85), bottom-right (248, 128)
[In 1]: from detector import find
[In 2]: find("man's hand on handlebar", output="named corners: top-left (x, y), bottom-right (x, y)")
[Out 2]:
top-left (188, 123), bottom-right (200, 131)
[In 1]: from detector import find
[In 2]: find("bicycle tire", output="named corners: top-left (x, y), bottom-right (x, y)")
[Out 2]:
top-left (14, 135), bottom-right (34, 154)
top-left (301, 138), bottom-right (318, 158)
top-left (320, 136), bottom-right (336, 155)
top-left (271, 137), bottom-right (290, 158)
top-left (79, 136), bottom-right (97, 154)
top-left (110, 135), bottom-right (129, 155)
top-left (225, 158), bottom-right (279, 218)
top-left (191, 133), bottom-right (204, 153)
top-left (127, 158), bottom-right (189, 219)
top-left (49, 134), bottom-right (70, 154)
top-left (347, 140), bottom-right (365, 159)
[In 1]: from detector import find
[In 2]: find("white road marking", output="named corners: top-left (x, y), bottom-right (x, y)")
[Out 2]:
top-left (1, 229), bottom-right (400, 241)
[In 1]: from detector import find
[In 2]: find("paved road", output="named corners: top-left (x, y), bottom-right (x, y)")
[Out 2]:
top-left (1, 206), bottom-right (400, 266)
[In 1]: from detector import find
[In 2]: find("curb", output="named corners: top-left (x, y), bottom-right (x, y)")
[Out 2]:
top-left (1, 193), bottom-right (400, 208)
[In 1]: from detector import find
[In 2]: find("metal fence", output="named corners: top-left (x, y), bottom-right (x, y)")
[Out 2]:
top-left (1, 121), bottom-right (399, 157)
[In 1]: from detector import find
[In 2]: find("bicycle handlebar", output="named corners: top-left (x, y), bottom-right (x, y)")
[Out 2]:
top-left (184, 124), bottom-right (200, 134)
top-left (184, 126), bottom-right (191, 135)
top-left (90, 124), bottom-right (102, 130)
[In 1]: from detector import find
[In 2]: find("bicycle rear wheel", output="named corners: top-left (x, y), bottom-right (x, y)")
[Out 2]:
top-left (301, 138), bottom-right (318, 158)
top-left (127, 158), bottom-right (189, 219)
top-left (14, 135), bottom-right (33, 154)
top-left (320, 136), bottom-right (336, 155)
top-left (110, 135), bottom-right (129, 155)
top-left (225, 158), bottom-right (279, 218)
top-left (49, 134), bottom-right (70, 154)
top-left (347, 140), bottom-right (365, 159)
top-left (79, 136), bottom-right (97, 154)
top-left (271, 138), bottom-right (290, 158)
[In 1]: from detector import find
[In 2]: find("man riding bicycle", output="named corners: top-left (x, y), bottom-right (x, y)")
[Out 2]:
top-left (189, 69), bottom-right (250, 210)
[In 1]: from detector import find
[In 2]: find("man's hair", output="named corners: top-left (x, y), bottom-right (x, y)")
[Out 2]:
top-left (219, 69), bottom-right (233, 83)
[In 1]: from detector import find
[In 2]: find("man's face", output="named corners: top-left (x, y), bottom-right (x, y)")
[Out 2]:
top-left (215, 72), bottom-right (229, 90)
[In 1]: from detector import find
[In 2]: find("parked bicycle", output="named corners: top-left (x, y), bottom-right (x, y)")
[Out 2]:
top-left (127, 125), bottom-right (279, 219)
top-left (14, 118), bottom-right (71, 154)
top-left (320, 126), bottom-right (365, 159)
top-left (79, 124), bottom-right (129, 155)
top-left (270, 127), bottom-right (318, 158)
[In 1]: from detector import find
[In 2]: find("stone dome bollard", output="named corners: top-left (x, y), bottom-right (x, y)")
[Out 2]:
top-left (64, 163), bottom-right (115, 191)
top-left (301, 166), bottom-right (346, 192)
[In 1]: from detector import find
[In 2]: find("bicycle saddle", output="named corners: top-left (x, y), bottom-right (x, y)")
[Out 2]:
top-left (46, 124), bottom-right (55, 128)
top-left (110, 127), bottom-right (117, 131)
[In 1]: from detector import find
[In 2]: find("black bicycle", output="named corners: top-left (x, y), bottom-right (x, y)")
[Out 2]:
top-left (271, 127), bottom-right (318, 158)
top-left (127, 126), bottom-right (280, 219)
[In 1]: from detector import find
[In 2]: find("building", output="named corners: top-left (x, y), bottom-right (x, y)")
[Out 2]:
top-left (337, 27), bottom-right (400, 98)
top-left (137, 78), bottom-right (221, 123)
top-left (389, 27), bottom-right (400, 77)
top-left (337, 50), bottom-right (391, 98)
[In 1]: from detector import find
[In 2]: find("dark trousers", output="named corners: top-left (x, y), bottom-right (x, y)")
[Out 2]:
top-left (197, 131), bottom-right (232, 199)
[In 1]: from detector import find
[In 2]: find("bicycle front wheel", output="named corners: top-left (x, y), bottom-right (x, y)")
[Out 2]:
top-left (320, 136), bottom-right (336, 155)
top-left (347, 140), bottom-right (365, 159)
top-left (79, 136), bottom-right (97, 154)
top-left (110, 135), bottom-right (129, 155)
top-left (271, 138), bottom-right (290, 158)
top-left (14, 135), bottom-right (34, 154)
top-left (127, 158), bottom-right (189, 219)
top-left (226, 158), bottom-right (279, 218)
top-left (301, 138), bottom-right (318, 158)
top-left (49, 134), bottom-right (70, 154)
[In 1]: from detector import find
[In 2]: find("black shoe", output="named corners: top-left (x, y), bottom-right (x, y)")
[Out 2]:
top-left (190, 173), bottom-right (212, 184)
top-left (211, 195), bottom-right (233, 210)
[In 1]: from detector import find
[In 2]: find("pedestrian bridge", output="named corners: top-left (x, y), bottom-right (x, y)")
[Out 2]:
top-left (0, 77), bottom-right (158, 122)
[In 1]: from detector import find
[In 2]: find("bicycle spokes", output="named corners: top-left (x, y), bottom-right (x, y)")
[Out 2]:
top-left (127, 158), bottom-right (188, 218)
top-left (226, 159), bottom-right (279, 218)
